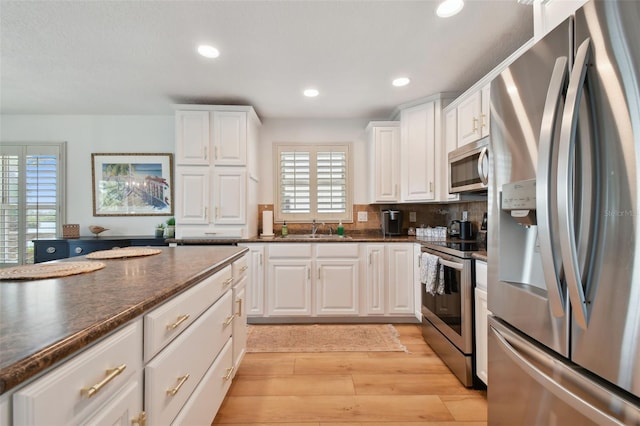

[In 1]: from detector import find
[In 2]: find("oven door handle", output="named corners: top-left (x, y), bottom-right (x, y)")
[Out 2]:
top-left (438, 258), bottom-right (463, 271)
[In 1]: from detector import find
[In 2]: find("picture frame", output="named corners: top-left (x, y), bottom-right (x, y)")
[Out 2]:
top-left (91, 153), bottom-right (174, 216)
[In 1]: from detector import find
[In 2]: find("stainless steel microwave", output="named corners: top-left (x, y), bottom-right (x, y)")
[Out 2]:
top-left (448, 138), bottom-right (489, 193)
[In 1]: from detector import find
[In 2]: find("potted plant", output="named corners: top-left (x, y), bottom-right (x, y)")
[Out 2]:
top-left (154, 223), bottom-right (165, 238)
top-left (164, 217), bottom-right (175, 238)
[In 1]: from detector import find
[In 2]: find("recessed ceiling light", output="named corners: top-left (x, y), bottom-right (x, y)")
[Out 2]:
top-left (303, 88), bottom-right (319, 97)
top-left (392, 77), bottom-right (411, 87)
top-left (436, 0), bottom-right (464, 18)
top-left (197, 45), bottom-right (220, 58)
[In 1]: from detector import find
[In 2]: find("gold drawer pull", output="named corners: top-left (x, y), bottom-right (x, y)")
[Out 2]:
top-left (223, 366), bottom-right (235, 381)
top-left (236, 298), bottom-right (243, 317)
top-left (82, 364), bottom-right (126, 398)
top-left (224, 315), bottom-right (235, 326)
top-left (166, 314), bottom-right (190, 330)
top-left (223, 277), bottom-right (233, 286)
top-left (166, 374), bottom-right (190, 396)
top-left (132, 411), bottom-right (146, 426)
top-left (240, 265), bottom-right (248, 272)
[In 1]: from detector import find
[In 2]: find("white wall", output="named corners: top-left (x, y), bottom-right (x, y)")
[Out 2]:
top-left (1, 114), bottom-right (373, 236)
top-left (258, 117), bottom-right (371, 205)
top-left (1, 114), bottom-right (174, 236)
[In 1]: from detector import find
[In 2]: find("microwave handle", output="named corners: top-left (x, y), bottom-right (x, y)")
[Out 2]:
top-left (477, 147), bottom-right (489, 185)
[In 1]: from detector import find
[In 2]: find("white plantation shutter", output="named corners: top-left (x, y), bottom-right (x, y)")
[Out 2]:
top-left (0, 143), bottom-right (66, 265)
top-left (275, 144), bottom-right (352, 222)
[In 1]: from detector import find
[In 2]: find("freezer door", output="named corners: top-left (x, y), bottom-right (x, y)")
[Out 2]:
top-left (564, 0), bottom-right (640, 398)
top-left (489, 18), bottom-right (572, 357)
top-left (488, 317), bottom-right (640, 426)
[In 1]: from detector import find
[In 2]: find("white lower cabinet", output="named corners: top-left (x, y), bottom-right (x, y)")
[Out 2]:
top-left (268, 259), bottom-right (313, 316)
top-left (315, 244), bottom-right (360, 316)
top-left (232, 275), bottom-right (248, 374)
top-left (145, 290), bottom-right (233, 425)
top-left (474, 260), bottom-right (489, 386)
top-left (13, 320), bottom-right (144, 426)
top-left (364, 244), bottom-right (385, 315)
top-left (240, 244), bottom-right (265, 317)
top-left (80, 372), bottom-right (144, 426)
top-left (386, 244), bottom-right (415, 315)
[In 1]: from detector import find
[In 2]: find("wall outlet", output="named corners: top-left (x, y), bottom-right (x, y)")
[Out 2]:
top-left (409, 211), bottom-right (416, 222)
top-left (357, 211), bottom-right (368, 222)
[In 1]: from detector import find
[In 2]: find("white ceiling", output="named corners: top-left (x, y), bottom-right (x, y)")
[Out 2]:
top-left (0, 0), bottom-right (533, 119)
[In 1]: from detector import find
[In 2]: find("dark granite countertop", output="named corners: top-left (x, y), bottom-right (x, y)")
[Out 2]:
top-left (472, 251), bottom-right (488, 262)
top-left (0, 245), bottom-right (247, 395)
top-left (168, 232), bottom-right (418, 244)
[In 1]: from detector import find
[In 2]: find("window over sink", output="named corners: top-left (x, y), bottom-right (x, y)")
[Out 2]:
top-left (274, 143), bottom-right (352, 223)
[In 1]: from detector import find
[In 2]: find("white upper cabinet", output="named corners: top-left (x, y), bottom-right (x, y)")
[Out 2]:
top-left (176, 111), bottom-right (210, 165)
top-left (175, 166), bottom-right (210, 224)
top-left (401, 101), bottom-right (436, 202)
top-left (457, 83), bottom-right (490, 147)
top-left (213, 167), bottom-right (246, 225)
top-left (367, 122), bottom-right (400, 203)
top-left (534, 0), bottom-right (589, 40)
top-left (213, 111), bottom-right (247, 166)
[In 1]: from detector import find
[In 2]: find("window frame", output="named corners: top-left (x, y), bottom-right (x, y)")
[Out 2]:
top-left (274, 142), bottom-right (353, 223)
top-left (0, 142), bottom-right (66, 266)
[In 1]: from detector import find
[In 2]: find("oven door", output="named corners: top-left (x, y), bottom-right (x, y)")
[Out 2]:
top-left (421, 250), bottom-right (473, 354)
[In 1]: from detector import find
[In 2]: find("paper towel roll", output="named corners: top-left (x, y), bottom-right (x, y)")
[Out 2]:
top-left (262, 211), bottom-right (274, 236)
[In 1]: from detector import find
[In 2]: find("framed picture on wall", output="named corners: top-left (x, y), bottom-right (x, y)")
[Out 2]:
top-left (91, 153), bottom-right (174, 216)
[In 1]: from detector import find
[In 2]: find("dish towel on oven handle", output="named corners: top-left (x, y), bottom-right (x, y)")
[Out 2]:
top-left (420, 252), bottom-right (441, 295)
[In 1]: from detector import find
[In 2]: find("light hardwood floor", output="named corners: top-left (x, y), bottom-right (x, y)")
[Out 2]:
top-left (212, 324), bottom-right (487, 425)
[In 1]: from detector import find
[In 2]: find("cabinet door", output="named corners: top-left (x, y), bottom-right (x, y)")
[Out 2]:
top-left (315, 259), bottom-right (359, 315)
top-left (175, 166), bottom-right (210, 224)
top-left (232, 277), bottom-right (248, 371)
top-left (213, 111), bottom-right (247, 166)
top-left (213, 167), bottom-right (246, 225)
top-left (457, 91), bottom-right (482, 147)
top-left (372, 126), bottom-right (400, 202)
top-left (242, 244), bottom-right (265, 316)
top-left (386, 244), bottom-right (414, 314)
top-left (401, 102), bottom-right (436, 201)
top-left (79, 374), bottom-right (143, 426)
top-left (365, 245), bottom-right (386, 315)
top-left (442, 108), bottom-right (460, 201)
top-left (481, 84), bottom-right (491, 138)
top-left (475, 287), bottom-right (489, 385)
top-left (267, 260), bottom-right (312, 316)
top-left (175, 110), bottom-right (210, 165)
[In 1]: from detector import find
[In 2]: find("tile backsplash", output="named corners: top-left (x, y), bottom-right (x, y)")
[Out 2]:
top-left (258, 200), bottom-right (487, 236)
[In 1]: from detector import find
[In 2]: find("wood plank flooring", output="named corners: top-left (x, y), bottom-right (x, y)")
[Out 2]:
top-left (212, 324), bottom-right (487, 425)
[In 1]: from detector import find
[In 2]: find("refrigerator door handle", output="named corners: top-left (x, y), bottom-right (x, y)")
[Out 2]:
top-left (557, 38), bottom-right (591, 329)
top-left (490, 322), bottom-right (635, 425)
top-left (537, 56), bottom-right (569, 318)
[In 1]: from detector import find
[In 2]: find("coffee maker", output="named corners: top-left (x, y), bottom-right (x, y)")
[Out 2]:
top-left (382, 209), bottom-right (403, 236)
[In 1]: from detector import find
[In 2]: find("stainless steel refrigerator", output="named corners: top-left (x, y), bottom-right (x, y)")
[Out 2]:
top-left (488, 0), bottom-right (640, 424)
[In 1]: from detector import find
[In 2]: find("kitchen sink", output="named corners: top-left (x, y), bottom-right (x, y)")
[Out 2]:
top-left (280, 234), bottom-right (352, 240)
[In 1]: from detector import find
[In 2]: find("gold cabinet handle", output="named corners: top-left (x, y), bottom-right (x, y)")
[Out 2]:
top-left (82, 364), bottom-right (126, 398)
top-left (166, 314), bottom-right (190, 330)
top-left (223, 366), bottom-right (235, 381)
top-left (236, 298), bottom-right (243, 317)
top-left (132, 411), bottom-right (146, 426)
top-left (472, 117), bottom-right (478, 132)
top-left (240, 265), bottom-right (248, 272)
top-left (480, 113), bottom-right (487, 128)
top-left (166, 374), bottom-right (190, 396)
top-left (224, 315), bottom-right (235, 326)
top-left (223, 277), bottom-right (233, 286)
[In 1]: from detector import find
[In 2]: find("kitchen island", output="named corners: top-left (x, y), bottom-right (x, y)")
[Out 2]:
top-left (0, 245), bottom-right (247, 396)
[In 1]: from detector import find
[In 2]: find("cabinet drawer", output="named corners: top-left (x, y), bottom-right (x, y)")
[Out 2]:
top-left (172, 338), bottom-right (234, 426)
top-left (315, 243), bottom-right (359, 258)
top-left (145, 290), bottom-right (233, 425)
top-left (475, 260), bottom-right (488, 291)
top-left (34, 241), bottom-right (69, 263)
top-left (268, 243), bottom-right (312, 258)
top-left (144, 265), bottom-right (233, 361)
top-left (13, 320), bottom-right (143, 426)
top-left (232, 253), bottom-right (249, 282)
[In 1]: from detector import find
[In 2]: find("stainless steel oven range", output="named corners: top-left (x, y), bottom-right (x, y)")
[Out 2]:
top-left (419, 240), bottom-right (477, 387)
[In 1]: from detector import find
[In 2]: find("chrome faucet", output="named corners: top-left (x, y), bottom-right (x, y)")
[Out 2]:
top-left (311, 219), bottom-right (318, 235)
